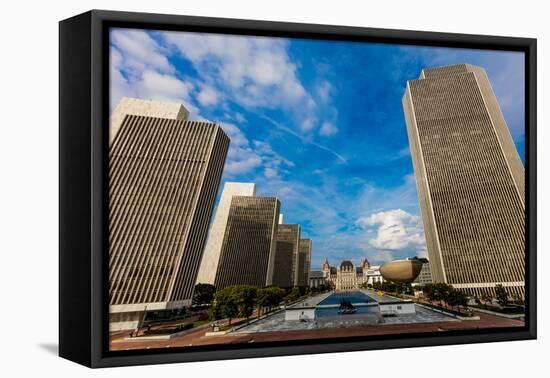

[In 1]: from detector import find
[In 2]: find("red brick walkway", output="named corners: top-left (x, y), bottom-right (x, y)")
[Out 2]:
top-left (110, 310), bottom-right (524, 351)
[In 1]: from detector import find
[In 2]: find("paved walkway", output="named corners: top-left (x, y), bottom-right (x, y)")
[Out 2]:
top-left (109, 310), bottom-right (524, 351)
top-left (109, 291), bottom-right (524, 351)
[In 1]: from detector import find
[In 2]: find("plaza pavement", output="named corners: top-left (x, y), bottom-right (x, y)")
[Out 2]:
top-left (109, 309), bottom-right (524, 351)
top-left (110, 291), bottom-right (525, 351)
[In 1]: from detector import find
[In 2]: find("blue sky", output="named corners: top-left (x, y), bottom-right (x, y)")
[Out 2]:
top-left (110, 28), bottom-right (525, 269)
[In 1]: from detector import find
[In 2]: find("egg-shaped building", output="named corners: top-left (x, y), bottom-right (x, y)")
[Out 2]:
top-left (379, 259), bottom-right (424, 283)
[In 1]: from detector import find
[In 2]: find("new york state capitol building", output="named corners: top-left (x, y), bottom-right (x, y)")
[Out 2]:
top-left (310, 258), bottom-right (385, 290)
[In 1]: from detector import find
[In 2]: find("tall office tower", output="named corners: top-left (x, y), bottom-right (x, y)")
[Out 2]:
top-left (109, 111), bottom-right (229, 331)
top-left (196, 182), bottom-right (256, 285)
top-left (213, 196), bottom-right (280, 289)
top-left (402, 64), bottom-right (525, 298)
top-left (110, 97), bottom-right (189, 145)
top-left (297, 239), bottom-right (312, 287)
top-left (272, 224), bottom-right (301, 288)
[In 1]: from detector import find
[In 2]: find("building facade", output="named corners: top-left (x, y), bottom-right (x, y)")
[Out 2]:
top-left (309, 270), bottom-right (327, 288)
top-left (272, 224), bottom-right (301, 288)
top-left (365, 265), bottom-right (385, 286)
top-left (412, 262), bottom-right (433, 286)
top-left (110, 97), bottom-right (189, 145)
top-left (296, 239), bottom-right (312, 287)
top-left (213, 196), bottom-right (280, 289)
top-left (403, 64), bottom-right (525, 298)
top-left (195, 182), bottom-right (256, 285)
top-left (109, 108), bottom-right (229, 331)
top-left (322, 258), bottom-right (373, 290)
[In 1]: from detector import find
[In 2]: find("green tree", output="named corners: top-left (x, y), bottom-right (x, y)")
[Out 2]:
top-left (228, 285), bottom-right (257, 321)
top-left (435, 283), bottom-right (452, 307)
top-left (256, 286), bottom-right (285, 317)
top-left (192, 283), bottom-right (216, 306)
top-left (510, 292), bottom-right (523, 306)
top-left (209, 286), bottom-right (239, 325)
top-left (285, 286), bottom-right (301, 303)
top-left (268, 287), bottom-right (285, 307)
top-left (495, 284), bottom-right (509, 307)
top-left (446, 289), bottom-right (468, 314)
top-left (480, 292), bottom-right (492, 306)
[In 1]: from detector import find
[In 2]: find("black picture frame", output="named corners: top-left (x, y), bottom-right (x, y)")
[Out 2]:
top-left (59, 9), bottom-right (537, 368)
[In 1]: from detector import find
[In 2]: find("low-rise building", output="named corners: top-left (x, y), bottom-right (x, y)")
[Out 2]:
top-left (308, 270), bottom-right (327, 288)
top-left (412, 261), bottom-right (433, 286)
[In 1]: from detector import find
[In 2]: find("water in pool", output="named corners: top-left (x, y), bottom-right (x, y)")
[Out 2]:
top-left (316, 291), bottom-right (378, 317)
top-left (317, 291), bottom-right (375, 306)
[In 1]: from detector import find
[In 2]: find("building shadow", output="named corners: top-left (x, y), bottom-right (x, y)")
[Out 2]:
top-left (38, 343), bottom-right (58, 356)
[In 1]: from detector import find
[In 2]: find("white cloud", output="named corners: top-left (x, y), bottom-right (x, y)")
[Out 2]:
top-left (197, 84), bottom-right (220, 106)
top-left (234, 112), bottom-right (246, 123)
top-left (264, 167), bottom-right (278, 178)
top-left (219, 122), bottom-right (262, 174)
top-left (137, 70), bottom-right (193, 101)
top-left (252, 140), bottom-right (294, 178)
top-left (225, 148), bottom-right (262, 175)
top-left (356, 209), bottom-right (426, 254)
top-left (219, 124), bottom-right (292, 178)
top-left (110, 29), bottom-right (173, 75)
top-left (220, 122), bottom-right (249, 146)
top-left (319, 121), bottom-right (338, 136)
top-left (110, 28), bottom-right (202, 117)
top-left (162, 31), bottom-right (320, 134)
top-left (300, 117), bottom-right (316, 132)
top-left (316, 80), bottom-right (332, 103)
top-left (369, 250), bottom-right (394, 263)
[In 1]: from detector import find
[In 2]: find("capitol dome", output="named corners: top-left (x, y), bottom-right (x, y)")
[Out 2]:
top-left (340, 260), bottom-right (354, 271)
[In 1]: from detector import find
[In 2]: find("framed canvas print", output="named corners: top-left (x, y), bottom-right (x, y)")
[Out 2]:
top-left (59, 10), bottom-right (536, 368)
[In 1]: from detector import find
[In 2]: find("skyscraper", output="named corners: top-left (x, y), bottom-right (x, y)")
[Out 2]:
top-left (297, 239), bottom-right (312, 287)
top-left (272, 224), bottom-right (301, 288)
top-left (213, 196), bottom-right (280, 289)
top-left (196, 182), bottom-right (256, 285)
top-left (110, 97), bottom-right (189, 145)
top-left (109, 109), bottom-right (229, 331)
top-left (402, 64), bottom-right (525, 298)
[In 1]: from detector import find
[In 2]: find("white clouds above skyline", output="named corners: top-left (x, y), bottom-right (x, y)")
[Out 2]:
top-left (356, 209), bottom-right (426, 256)
top-left (160, 31), bottom-right (337, 136)
top-left (219, 123), bottom-right (295, 178)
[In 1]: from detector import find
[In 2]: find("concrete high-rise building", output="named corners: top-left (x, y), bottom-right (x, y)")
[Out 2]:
top-left (297, 239), bottom-right (312, 287)
top-left (413, 262), bottom-right (433, 286)
top-left (272, 224), bottom-right (301, 288)
top-left (110, 97), bottom-right (189, 145)
top-left (109, 108), bottom-right (229, 331)
top-left (402, 64), bottom-right (525, 298)
top-left (213, 196), bottom-right (280, 289)
top-left (196, 182), bottom-right (256, 285)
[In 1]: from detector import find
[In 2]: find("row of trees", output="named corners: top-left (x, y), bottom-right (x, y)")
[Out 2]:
top-left (209, 285), bottom-right (290, 325)
top-left (310, 281), bottom-right (335, 294)
top-left (474, 284), bottom-right (523, 307)
top-left (193, 283), bottom-right (310, 307)
top-left (422, 283), bottom-right (469, 314)
top-left (192, 284), bottom-right (310, 325)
